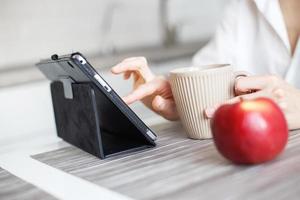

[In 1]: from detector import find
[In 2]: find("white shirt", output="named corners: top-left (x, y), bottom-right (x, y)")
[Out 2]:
top-left (193, 0), bottom-right (300, 88)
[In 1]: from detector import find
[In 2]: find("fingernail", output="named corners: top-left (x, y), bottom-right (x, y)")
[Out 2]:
top-left (154, 96), bottom-right (164, 110)
top-left (157, 98), bottom-right (164, 109)
top-left (111, 65), bottom-right (120, 71)
top-left (111, 68), bottom-right (116, 73)
top-left (122, 97), bottom-right (130, 104)
top-left (273, 89), bottom-right (284, 99)
top-left (205, 107), bottom-right (215, 118)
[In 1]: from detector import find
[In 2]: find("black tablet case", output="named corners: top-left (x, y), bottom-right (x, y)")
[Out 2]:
top-left (51, 81), bottom-right (155, 159)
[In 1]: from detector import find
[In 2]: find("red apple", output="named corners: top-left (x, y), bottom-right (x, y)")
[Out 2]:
top-left (211, 97), bottom-right (288, 164)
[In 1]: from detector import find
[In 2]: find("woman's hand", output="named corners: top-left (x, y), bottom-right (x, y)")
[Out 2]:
top-left (111, 57), bottom-right (179, 121)
top-left (206, 75), bottom-right (300, 130)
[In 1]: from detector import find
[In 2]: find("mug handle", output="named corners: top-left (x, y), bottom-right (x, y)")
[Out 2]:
top-left (233, 71), bottom-right (252, 96)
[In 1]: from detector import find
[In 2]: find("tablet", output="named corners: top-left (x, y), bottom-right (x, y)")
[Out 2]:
top-left (36, 52), bottom-right (157, 146)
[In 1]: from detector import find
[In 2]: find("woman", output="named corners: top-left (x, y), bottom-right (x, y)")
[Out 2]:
top-left (111, 0), bottom-right (300, 129)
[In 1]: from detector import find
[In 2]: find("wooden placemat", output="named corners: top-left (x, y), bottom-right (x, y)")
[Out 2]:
top-left (32, 122), bottom-right (300, 200)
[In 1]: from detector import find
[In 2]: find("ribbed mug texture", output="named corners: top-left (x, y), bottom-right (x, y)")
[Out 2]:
top-left (170, 65), bottom-right (234, 139)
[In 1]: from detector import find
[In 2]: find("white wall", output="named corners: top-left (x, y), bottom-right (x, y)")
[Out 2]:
top-left (0, 0), bottom-right (227, 69)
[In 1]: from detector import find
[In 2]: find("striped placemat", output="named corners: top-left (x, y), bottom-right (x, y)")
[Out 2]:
top-left (32, 122), bottom-right (300, 200)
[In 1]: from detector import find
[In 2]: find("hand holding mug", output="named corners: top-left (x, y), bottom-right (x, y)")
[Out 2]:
top-left (206, 75), bottom-right (300, 130)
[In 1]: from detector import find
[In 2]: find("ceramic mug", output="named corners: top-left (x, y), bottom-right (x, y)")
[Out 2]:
top-left (170, 64), bottom-right (245, 139)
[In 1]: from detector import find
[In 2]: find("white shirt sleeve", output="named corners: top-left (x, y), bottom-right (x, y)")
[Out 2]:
top-left (192, 0), bottom-right (239, 67)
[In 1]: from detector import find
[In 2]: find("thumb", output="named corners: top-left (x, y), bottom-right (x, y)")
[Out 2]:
top-left (152, 95), bottom-right (179, 121)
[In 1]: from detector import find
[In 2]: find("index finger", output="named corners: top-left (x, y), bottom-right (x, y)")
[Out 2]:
top-left (122, 80), bottom-right (160, 104)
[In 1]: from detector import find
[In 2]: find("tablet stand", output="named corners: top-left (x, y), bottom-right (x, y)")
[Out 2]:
top-left (50, 81), bottom-right (154, 159)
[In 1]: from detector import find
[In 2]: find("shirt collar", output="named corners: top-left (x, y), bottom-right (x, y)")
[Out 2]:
top-left (253, 0), bottom-right (291, 54)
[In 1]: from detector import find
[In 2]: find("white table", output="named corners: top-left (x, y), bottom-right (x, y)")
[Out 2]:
top-left (0, 67), bottom-right (169, 200)
top-left (1, 64), bottom-right (299, 200)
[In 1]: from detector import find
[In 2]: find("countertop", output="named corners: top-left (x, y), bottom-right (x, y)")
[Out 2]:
top-left (0, 41), bottom-right (203, 88)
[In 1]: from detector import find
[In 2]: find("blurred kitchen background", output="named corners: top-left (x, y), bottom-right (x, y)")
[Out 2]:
top-left (0, 0), bottom-right (228, 138)
top-left (0, 0), bottom-right (228, 87)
